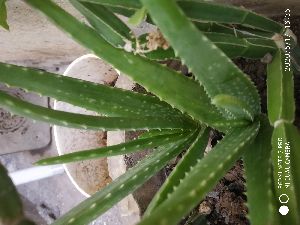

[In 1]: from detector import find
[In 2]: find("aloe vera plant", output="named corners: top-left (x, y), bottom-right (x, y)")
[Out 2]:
top-left (0, 0), bottom-right (300, 225)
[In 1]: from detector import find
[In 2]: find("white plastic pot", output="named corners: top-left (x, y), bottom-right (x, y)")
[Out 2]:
top-left (9, 54), bottom-right (140, 225)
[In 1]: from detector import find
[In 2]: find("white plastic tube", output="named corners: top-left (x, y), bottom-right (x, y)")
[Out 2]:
top-left (9, 165), bottom-right (65, 186)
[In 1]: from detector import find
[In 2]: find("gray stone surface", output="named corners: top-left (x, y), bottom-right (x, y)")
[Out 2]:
top-left (0, 129), bottom-right (122, 225)
top-left (0, 84), bottom-right (51, 154)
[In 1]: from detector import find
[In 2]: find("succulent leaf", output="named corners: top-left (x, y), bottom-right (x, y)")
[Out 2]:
top-left (79, 0), bottom-right (140, 10)
top-left (282, 123), bottom-right (300, 212)
top-left (138, 129), bottom-right (183, 139)
top-left (0, 163), bottom-right (35, 225)
top-left (70, 0), bottom-right (133, 47)
top-left (143, 48), bottom-right (176, 61)
top-left (145, 33), bottom-right (277, 61)
top-left (137, 121), bottom-right (260, 225)
top-left (194, 22), bottom-right (275, 39)
top-left (267, 50), bottom-right (295, 125)
top-left (267, 49), bottom-right (300, 224)
top-left (141, 0), bottom-right (261, 120)
top-left (24, 0), bottom-right (248, 131)
top-left (206, 33), bottom-right (277, 59)
top-left (36, 131), bottom-right (191, 165)
top-left (51, 131), bottom-right (196, 225)
top-left (128, 7), bottom-right (147, 26)
top-left (106, 6), bottom-right (134, 17)
top-left (0, 163), bottom-right (23, 224)
top-left (0, 0), bottom-right (9, 30)
top-left (176, 1), bottom-right (284, 33)
top-left (212, 94), bottom-right (254, 121)
top-left (243, 117), bottom-right (274, 225)
top-left (271, 122), bottom-right (300, 224)
top-left (81, 0), bottom-right (284, 33)
top-left (0, 90), bottom-right (195, 131)
top-left (0, 62), bottom-right (182, 118)
top-left (145, 127), bottom-right (210, 215)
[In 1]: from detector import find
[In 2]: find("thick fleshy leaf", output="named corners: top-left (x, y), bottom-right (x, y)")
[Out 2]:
top-left (25, 0), bottom-right (248, 130)
top-left (144, 33), bottom-right (277, 61)
top-left (70, 0), bottom-right (133, 47)
top-left (80, 0), bottom-right (140, 10)
top-left (0, 90), bottom-right (195, 131)
top-left (267, 50), bottom-right (295, 125)
top-left (145, 127), bottom-right (210, 215)
top-left (271, 122), bottom-right (300, 225)
top-left (36, 131), bottom-right (190, 165)
top-left (137, 121), bottom-right (260, 225)
top-left (176, 1), bottom-right (283, 33)
top-left (0, 164), bottom-right (35, 225)
top-left (194, 22), bottom-right (275, 39)
top-left (81, 0), bottom-right (284, 33)
top-left (0, 0), bottom-right (9, 30)
top-left (243, 117), bottom-right (274, 225)
top-left (141, 0), bottom-right (261, 120)
top-left (0, 62), bottom-right (182, 118)
top-left (267, 48), bottom-right (300, 224)
top-left (128, 7), bottom-right (147, 26)
top-left (51, 131), bottom-right (196, 225)
top-left (0, 164), bottom-right (23, 224)
top-left (138, 129), bottom-right (183, 139)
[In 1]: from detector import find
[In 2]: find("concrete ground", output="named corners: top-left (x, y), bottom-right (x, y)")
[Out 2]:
top-left (0, 127), bottom-right (122, 225)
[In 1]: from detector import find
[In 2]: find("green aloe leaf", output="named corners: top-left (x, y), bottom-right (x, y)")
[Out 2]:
top-left (79, 0), bottom-right (140, 10)
top-left (271, 122), bottom-right (300, 225)
top-left (70, 0), bottom-right (133, 48)
top-left (137, 121), bottom-right (260, 225)
top-left (267, 50), bottom-right (295, 125)
top-left (25, 0), bottom-right (248, 131)
top-left (0, 62), bottom-right (182, 118)
top-left (0, 163), bottom-right (35, 225)
top-left (138, 129), bottom-right (183, 139)
top-left (36, 131), bottom-right (190, 165)
top-left (105, 6), bottom-right (134, 17)
top-left (267, 49), bottom-right (300, 224)
top-left (51, 131), bottom-right (196, 225)
top-left (81, 0), bottom-right (284, 33)
top-left (0, 0), bottom-right (9, 30)
top-left (212, 94), bottom-right (254, 121)
top-left (176, 1), bottom-right (284, 33)
top-left (145, 127), bottom-right (210, 215)
top-left (0, 163), bottom-right (23, 224)
top-left (243, 117), bottom-right (274, 225)
top-left (283, 123), bottom-right (300, 211)
top-left (128, 7), bottom-right (147, 26)
top-left (194, 22), bottom-right (275, 39)
top-left (141, 0), bottom-right (261, 121)
top-left (206, 33), bottom-right (277, 59)
top-left (144, 33), bottom-right (277, 61)
top-left (143, 48), bottom-right (176, 61)
top-left (0, 90), bottom-right (195, 131)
